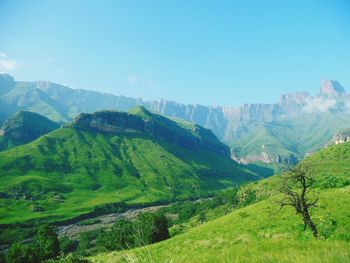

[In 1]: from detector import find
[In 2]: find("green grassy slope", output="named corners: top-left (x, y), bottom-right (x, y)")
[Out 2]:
top-left (93, 187), bottom-right (350, 263)
top-left (0, 111), bottom-right (60, 151)
top-left (0, 109), bottom-right (255, 224)
top-left (93, 142), bottom-right (350, 263)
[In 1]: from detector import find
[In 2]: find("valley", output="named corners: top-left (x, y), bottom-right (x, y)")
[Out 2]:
top-left (1, 3), bottom-right (350, 262)
top-left (1, 74), bottom-right (350, 263)
top-left (0, 106), bottom-right (256, 225)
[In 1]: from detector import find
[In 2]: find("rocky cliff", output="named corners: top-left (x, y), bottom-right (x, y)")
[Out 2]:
top-left (331, 130), bottom-right (350, 145)
top-left (72, 106), bottom-right (231, 157)
top-left (319, 80), bottom-right (346, 97)
top-left (1, 74), bottom-right (350, 164)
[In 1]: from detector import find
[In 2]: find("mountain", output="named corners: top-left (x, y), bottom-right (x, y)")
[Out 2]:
top-left (319, 79), bottom-right (346, 97)
top-left (330, 129), bottom-right (350, 145)
top-left (0, 107), bottom-right (256, 224)
top-left (92, 141), bottom-right (350, 262)
top-left (0, 111), bottom-right (60, 151)
top-left (1, 74), bottom-right (350, 165)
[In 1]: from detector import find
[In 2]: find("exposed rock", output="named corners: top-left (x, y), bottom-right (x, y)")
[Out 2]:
top-left (331, 130), bottom-right (350, 145)
top-left (233, 152), bottom-right (297, 165)
top-left (73, 107), bottom-right (231, 157)
top-left (1, 75), bottom-right (350, 164)
top-left (319, 80), bottom-right (346, 97)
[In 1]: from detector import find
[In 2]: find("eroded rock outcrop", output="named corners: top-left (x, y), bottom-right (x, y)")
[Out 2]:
top-left (331, 130), bottom-right (350, 145)
top-left (72, 107), bottom-right (230, 157)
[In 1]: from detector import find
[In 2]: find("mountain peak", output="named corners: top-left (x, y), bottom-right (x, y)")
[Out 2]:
top-left (279, 91), bottom-right (310, 105)
top-left (128, 105), bottom-right (150, 115)
top-left (319, 80), bottom-right (346, 96)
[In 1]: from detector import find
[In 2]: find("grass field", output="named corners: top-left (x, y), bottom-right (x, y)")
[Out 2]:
top-left (91, 186), bottom-right (350, 263)
top-left (91, 142), bottom-right (350, 263)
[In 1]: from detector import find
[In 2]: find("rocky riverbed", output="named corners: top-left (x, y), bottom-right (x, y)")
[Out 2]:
top-left (56, 205), bottom-right (168, 239)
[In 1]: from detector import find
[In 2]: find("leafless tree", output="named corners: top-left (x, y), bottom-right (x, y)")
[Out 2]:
top-left (276, 164), bottom-right (319, 238)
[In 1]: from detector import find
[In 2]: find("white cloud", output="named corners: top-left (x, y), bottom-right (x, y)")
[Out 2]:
top-left (0, 52), bottom-right (18, 71)
top-left (303, 97), bottom-right (337, 113)
top-left (0, 59), bottom-right (18, 71)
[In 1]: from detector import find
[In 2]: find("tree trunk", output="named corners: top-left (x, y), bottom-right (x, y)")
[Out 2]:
top-left (303, 207), bottom-right (318, 238)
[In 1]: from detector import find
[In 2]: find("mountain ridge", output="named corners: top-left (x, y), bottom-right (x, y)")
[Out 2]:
top-left (0, 110), bottom-right (60, 151)
top-left (0, 106), bottom-right (256, 224)
top-left (1, 74), bottom-right (350, 164)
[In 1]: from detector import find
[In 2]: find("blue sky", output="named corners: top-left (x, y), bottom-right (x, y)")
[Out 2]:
top-left (0, 0), bottom-right (349, 106)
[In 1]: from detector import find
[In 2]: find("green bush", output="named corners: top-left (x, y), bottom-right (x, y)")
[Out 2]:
top-left (5, 243), bottom-right (39, 263)
top-left (134, 212), bottom-right (170, 245)
top-left (35, 224), bottom-right (60, 261)
top-left (59, 237), bottom-right (78, 254)
top-left (96, 218), bottom-right (134, 251)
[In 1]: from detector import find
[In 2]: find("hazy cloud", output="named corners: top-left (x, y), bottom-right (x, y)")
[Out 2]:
top-left (345, 100), bottom-right (350, 112)
top-left (0, 52), bottom-right (18, 71)
top-left (303, 97), bottom-right (337, 113)
top-left (128, 75), bottom-right (139, 85)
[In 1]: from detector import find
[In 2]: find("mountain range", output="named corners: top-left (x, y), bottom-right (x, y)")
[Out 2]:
top-left (0, 106), bottom-right (256, 224)
top-left (1, 74), bottom-right (350, 164)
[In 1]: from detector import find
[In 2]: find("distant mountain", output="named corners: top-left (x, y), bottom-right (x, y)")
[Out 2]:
top-left (330, 129), bottom-right (350, 145)
top-left (0, 106), bottom-right (256, 224)
top-left (1, 74), bottom-right (349, 164)
top-left (0, 111), bottom-right (60, 151)
top-left (319, 79), bottom-right (346, 97)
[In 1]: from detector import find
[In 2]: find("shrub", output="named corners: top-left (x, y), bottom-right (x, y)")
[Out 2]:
top-left (96, 218), bottom-right (134, 251)
top-left (133, 212), bottom-right (170, 245)
top-left (60, 237), bottom-right (78, 254)
top-left (35, 224), bottom-right (60, 261)
top-left (6, 243), bottom-right (39, 263)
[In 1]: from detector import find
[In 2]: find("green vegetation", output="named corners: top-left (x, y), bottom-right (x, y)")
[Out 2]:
top-left (94, 213), bottom-right (169, 255)
top-left (0, 111), bottom-right (59, 151)
top-left (5, 224), bottom-right (59, 263)
top-left (91, 142), bottom-right (350, 262)
top-left (0, 108), bottom-right (256, 224)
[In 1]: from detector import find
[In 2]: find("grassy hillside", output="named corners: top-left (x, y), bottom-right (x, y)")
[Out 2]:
top-left (0, 111), bottom-right (60, 151)
top-left (0, 109), bottom-right (255, 224)
top-left (230, 112), bottom-right (350, 163)
top-left (93, 187), bottom-right (350, 263)
top-left (92, 142), bottom-right (350, 262)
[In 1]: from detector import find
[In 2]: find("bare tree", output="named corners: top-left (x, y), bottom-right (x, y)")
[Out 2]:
top-left (276, 164), bottom-right (319, 238)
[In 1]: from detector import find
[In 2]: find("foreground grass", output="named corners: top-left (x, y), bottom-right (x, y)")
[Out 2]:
top-left (90, 186), bottom-right (350, 263)
top-left (93, 240), bottom-right (350, 263)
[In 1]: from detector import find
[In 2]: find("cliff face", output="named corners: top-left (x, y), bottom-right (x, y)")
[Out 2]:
top-left (72, 107), bottom-right (231, 157)
top-left (331, 130), bottom-right (350, 145)
top-left (1, 74), bottom-right (350, 164)
top-left (319, 80), bottom-right (346, 97)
